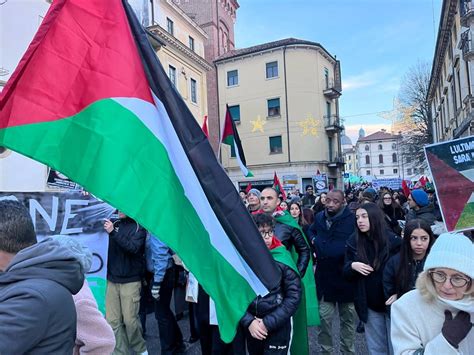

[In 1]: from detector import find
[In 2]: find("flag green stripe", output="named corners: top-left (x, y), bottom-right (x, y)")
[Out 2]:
top-left (0, 98), bottom-right (255, 341)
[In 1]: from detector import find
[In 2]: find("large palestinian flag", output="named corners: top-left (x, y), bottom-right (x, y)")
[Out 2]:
top-left (425, 136), bottom-right (474, 231)
top-left (0, 0), bottom-right (281, 341)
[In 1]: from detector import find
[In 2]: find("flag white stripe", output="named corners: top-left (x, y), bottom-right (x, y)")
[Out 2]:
top-left (113, 97), bottom-right (268, 296)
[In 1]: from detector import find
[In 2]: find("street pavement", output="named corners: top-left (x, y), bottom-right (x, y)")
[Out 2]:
top-left (145, 309), bottom-right (368, 354)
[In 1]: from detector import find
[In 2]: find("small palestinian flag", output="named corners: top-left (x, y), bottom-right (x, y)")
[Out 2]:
top-left (0, 0), bottom-right (281, 342)
top-left (273, 171), bottom-right (287, 200)
top-left (221, 105), bottom-right (253, 177)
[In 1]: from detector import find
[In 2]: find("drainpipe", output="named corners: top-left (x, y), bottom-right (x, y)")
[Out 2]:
top-left (283, 46), bottom-right (291, 163)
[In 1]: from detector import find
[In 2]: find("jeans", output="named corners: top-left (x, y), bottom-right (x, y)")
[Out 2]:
top-left (106, 280), bottom-right (147, 355)
top-left (364, 309), bottom-right (393, 355)
top-left (155, 267), bottom-right (184, 354)
top-left (318, 299), bottom-right (356, 354)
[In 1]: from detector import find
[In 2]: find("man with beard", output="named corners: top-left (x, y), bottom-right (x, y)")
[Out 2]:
top-left (308, 190), bottom-right (357, 355)
top-left (301, 185), bottom-right (316, 208)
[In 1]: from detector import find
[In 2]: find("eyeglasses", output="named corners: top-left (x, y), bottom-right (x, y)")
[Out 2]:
top-left (429, 271), bottom-right (471, 288)
top-left (259, 230), bottom-right (273, 239)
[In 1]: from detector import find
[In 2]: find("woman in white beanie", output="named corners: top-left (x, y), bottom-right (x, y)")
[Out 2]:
top-left (390, 232), bottom-right (473, 354)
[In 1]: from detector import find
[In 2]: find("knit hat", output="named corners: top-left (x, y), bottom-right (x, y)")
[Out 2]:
top-left (248, 188), bottom-right (261, 199)
top-left (424, 232), bottom-right (474, 279)
top-left (411, 189), bottom-right (429, 207)
top-left (53, 235), bottom-right (93, 273)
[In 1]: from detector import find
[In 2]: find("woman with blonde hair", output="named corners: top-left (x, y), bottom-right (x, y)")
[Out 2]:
top-left (391, 232), bottom-right (473, 354)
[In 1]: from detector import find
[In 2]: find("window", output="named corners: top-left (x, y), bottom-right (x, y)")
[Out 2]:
top-left (266, 61), bottom-right (278, 78)
top-left (392, 142), bottom-right (397, 149)
top-left (365, 155), bottom-right (370, 165)
top-left (392, 153), bottom-right (397, 163)
top-left (190, 79), bottom-right (197, 103)
top-left (269, 136), bottom-right (282, 154)
top-left (366, 170), bottom-right (371, 175)
top-left (365, 145), bottom-right (369, 151)
top-left (267, 98), bottom-right (280, 117)
top-left (414, 168), bottom-right (419, 174)
top-left (324, 68), bottom-right (329, 88)
top-left (168, 65), bottom-right (176, 87)
top-left (406, 156), bottom-right (412, 164)
top-left (348, 163), bottom-right (352, 169)
top-left (228, 105), bottom-right (240, 122)
top-left (420, 168), bottom-right (425, 174)
top-left (326, 101), bottom-right (331, 117)
top-left (379, 154), bottom-right (383, 164)
top-left (189, 36), bottom-right (195, 51)
top-left (167, 18), bottom-right (174, 35)
top-left (230, 144), bottom-right (236, 157)
top-left (393, 168), bottom-right (398, 174)
top-left (348, 155), bottom-right (351, 161)
top-left (380, 169), bottom-right (384, 175)
top-left (407, 168), bottom-right (412, 175)
top-left (378, 144), bottom-right (383, 150)
top-left (227, 70), bottom-right (238, 86)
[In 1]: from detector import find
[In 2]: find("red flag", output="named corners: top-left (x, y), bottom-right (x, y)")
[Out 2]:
top-left (202, 115), bottom-right (209, 137)
top-left (401, 180), bottom-right (411, 197)
top-left (245, 182), bottom-right (252, 194)
top-left (419, 176), bottom-right (427, 187)
top-left (272, 172), bottom-right (287, 200)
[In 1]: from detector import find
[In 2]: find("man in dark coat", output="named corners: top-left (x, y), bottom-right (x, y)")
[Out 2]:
top-left (406, 189), bottom-right (436, 226)
top-left (0, 200), bottom-right (84, 354)
top-left (260, 187), bottom-right (310, 277)
top-left (308, 190), bottom-right (357, 355)
top-left (104, 211), bottom-right (147, 355)
top-left (301, 185), bottom-right (316, 208)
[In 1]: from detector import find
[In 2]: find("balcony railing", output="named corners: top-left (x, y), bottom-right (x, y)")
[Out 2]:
top-left (327, 155), bottom-right (345, 168)
top-left (323, 79), bottom-right (342, 99)
top-left (460, 29), bottom-right (474, 61)
top-left (324, 115), bottom-right (344, 135)
top-left (460, 0), bottom-right (474, 27)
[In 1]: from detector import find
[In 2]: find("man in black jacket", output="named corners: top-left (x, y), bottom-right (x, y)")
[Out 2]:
top-left (260, 187), bottom-right (310, 277)
top-left (308, 190), bottom-right (357, 355)
top-left (104, 211), bottom-right (147, 355)
top-left (0, 200), bottom-right (84, 354)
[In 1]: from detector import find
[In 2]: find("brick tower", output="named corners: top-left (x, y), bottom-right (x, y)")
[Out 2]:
top-left (173, 0), bottom-right (239, 152)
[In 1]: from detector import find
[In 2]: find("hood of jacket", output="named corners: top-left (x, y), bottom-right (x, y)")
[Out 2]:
top-left (0, 238), bottom-right (84, 294)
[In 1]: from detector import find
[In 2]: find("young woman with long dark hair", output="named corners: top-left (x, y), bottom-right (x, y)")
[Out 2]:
top-left (344, 202), bottom-right (401, 355)
top-left (383, 219), bottom-right (434, 306)
top-left (377, 192), bottom-right (405, 236)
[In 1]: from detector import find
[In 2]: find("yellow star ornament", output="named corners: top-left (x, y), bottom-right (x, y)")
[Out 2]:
top-left (250, 115), bottom-right (266, 133)
top-left (299, 115), bottom-right (320, 136)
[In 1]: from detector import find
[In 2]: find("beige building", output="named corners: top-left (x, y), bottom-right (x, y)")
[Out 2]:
top-left (215, 38), bottom-right (344, 191)
top-left (428, 0), bottom-right (474, 141)
top-left (145, 0), bottom-right (212, 124)
top-left (356, 130), bottom-right (405, 179)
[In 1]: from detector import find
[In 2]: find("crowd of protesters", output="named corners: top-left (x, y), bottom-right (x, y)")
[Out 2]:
top-left (0, 177), bottom-right (472, 355)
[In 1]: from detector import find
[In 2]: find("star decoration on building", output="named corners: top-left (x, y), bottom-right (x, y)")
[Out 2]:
top-left (250, 115), bottom-right (266, 133)
top-left (299, 114), bottom-right (320, 136)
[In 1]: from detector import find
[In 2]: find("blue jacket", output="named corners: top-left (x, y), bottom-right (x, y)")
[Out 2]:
top-left (308, 206), bottom-right (356, 303)
top-left (145, 234), bottom-right (173, 284)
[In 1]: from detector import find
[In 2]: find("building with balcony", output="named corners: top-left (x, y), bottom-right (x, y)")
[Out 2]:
top-left (215, 38), bottom-right (344, 191)
top-left (174, 0), bottom-right (239, 151)
top-left (341, 132), bottom-right (358, 175)
top-left (427, 0), bottom-right (474, 141)
top-left (356, 130), bottom-right (404, 179)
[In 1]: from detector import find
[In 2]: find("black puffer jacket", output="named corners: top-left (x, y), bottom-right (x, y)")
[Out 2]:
top-left (274, 222), bottom-right (310, 277)
top-left (240, 261), bottom-right (301, 332)
top-left (107, 217), bottom-right (146, 283)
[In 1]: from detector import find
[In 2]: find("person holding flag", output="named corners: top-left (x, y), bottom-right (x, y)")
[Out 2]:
top-left (257, 187), bottom-right (319, 354)
top-left (241, 213), bottom-right (302, 355)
